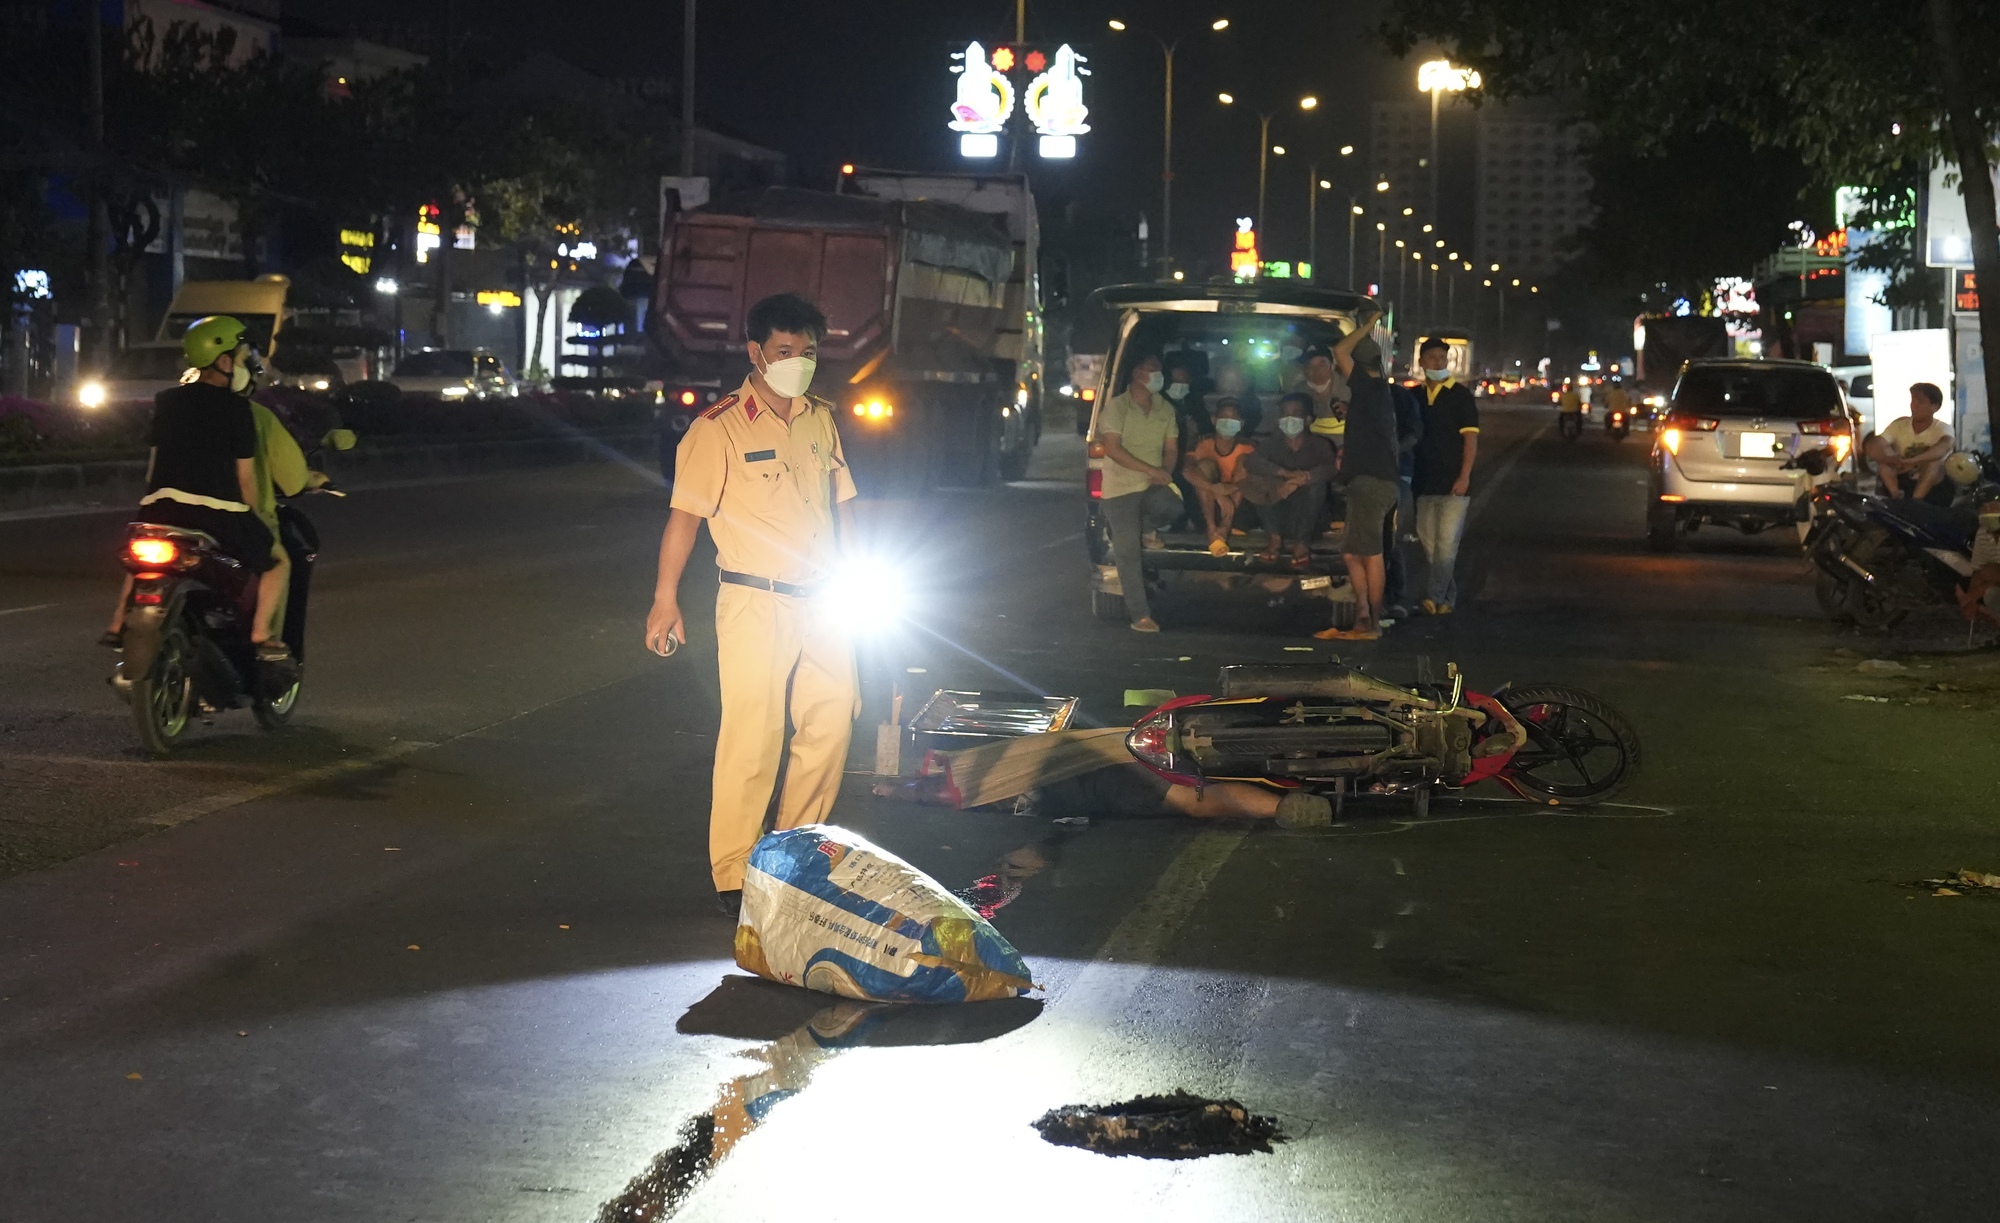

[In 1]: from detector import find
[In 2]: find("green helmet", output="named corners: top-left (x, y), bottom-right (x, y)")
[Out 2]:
top-left (181, 315), bottom-right (248, 369)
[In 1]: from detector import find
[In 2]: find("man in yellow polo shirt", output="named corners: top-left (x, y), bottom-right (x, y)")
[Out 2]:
top-left (646, 293), bottom-right (860, 915)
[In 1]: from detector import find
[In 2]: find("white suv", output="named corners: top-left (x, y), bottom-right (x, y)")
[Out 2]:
top-left (1647, 358), bottom-right (1854, 552)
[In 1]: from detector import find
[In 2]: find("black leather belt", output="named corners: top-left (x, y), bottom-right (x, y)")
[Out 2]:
top-left (719, 569), bottom-right (820, 598)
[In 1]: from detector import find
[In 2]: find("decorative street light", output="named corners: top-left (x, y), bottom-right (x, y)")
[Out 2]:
top-left (1219, 90), bottom-right (1318, 238)
top-left (1109, 16), bottom-right (1231, 278)
top-left (1377, 220), bottom-right (1388, 293)
top-left (1417, 59), bottom-right (1480, 225)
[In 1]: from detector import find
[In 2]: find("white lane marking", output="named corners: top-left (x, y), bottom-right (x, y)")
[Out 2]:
top-left (1089, 828), bottom-right (1246, 965)
top-left (0, 603), bottom-right (58, 617)
top-left (141, 741), bottom-right (439, 828)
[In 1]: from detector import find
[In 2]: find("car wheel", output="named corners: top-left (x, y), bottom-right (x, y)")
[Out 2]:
top-left (1090, 588), bottom-right (1128, 622)
top-left (1645, 503), bottom-right (1680, 553)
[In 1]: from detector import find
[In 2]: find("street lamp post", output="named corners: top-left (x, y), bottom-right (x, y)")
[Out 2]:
top-left (1347, 202), bottom-right (1361, 289)
top-left (1416, 59), bottom-right (1479, 233)
top-left (1110, 17), bottom-right (1230, 278)
top-left (1305, 145), bottom-right (1351, 285)
top-left (1376, 222), bottom-right (1387, 295)
top-left (1221, 91), bottom-right (1316, 244)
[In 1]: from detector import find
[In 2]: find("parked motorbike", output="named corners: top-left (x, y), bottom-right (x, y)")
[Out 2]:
top-left (1126, 663), bottom-right (1641, 818)
top-left (1804, 449), bottom-right (1998, 631)
top-left (109, 421), bottom-right (349, 756)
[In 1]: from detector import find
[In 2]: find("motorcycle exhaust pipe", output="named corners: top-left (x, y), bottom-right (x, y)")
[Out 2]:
top-left (1836, 553), bottom-right (1876, 584)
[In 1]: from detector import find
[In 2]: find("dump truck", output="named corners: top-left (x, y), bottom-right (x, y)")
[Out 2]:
top-left (648, 181), bottom-right (1039, 489)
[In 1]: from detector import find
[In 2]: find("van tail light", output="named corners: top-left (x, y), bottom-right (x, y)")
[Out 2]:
top-left (1798, 418), bottom-right (1849, 435)
top-left (1660, 427), bottom-right (1683, 455)
top-left (1664, 414), bottom-right (1721, 431)
top-left (1087, 468), bottom-right (1104, 499)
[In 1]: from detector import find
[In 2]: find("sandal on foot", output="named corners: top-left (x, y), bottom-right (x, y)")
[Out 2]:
top-left (254, 640), bottom-right (294, 663)
top-left (97, 630), bottom-right (123, 650)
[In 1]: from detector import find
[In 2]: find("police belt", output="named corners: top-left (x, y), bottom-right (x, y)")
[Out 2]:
top-left (719, 569), bottom-right (821, 598)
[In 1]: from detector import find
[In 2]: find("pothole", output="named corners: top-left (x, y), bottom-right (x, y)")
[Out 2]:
top-left (1033, 1091), bottom-right (1285, 1159)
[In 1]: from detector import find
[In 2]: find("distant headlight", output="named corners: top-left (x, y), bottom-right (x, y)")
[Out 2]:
top-left (849, 398), bottom-right (895, 423)
top-left (440, 385), bottom-right (470, 398)
top-left (309, 379), bottom-right (330, 390)
top-left (78, 381), bottom-right (107, 409)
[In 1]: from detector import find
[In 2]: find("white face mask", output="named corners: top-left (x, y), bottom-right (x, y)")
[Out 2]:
top-left (758, 354), bottom-right (816, 398)
top-left (1142, 370), bottom-right (1165, 394)
top-left (1166, 382), bottom-right (1189, 400)
top-left (1277, 416), bottom-right (1306, 437)
top-left (1424, 367), bottom-right (1451, 382)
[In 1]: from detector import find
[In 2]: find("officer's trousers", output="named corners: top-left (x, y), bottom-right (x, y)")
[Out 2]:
top-left (709, 581), bottom-right (858, 890)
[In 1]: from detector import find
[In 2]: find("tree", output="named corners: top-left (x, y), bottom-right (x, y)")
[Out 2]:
top-left (1384, 0), bottom-right (2000, 418)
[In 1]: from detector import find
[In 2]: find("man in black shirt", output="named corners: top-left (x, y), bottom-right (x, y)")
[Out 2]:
top-left (1410, 336), bottom-right (1480, 613)
top-left (1318, 309), bottom-right (1398, 641)
top-left (103, 316), bottom-right (288, 660)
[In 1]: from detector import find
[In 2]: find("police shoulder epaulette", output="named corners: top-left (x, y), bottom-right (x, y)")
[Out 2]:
top-left (805, 392), bottom-right (834, 412)
top-left (699, 394), bottom-right (738, 421)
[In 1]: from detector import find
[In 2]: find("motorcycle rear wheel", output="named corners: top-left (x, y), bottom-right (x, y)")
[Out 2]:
top-left (130, 622), bottom-right (194, 756)
top-left (1843, 529), bottom-right (1909, 634)
top-left (1813, 569), bottom-right (1854, 623)
top-left (1497, 685), bottom-right (1641, 806)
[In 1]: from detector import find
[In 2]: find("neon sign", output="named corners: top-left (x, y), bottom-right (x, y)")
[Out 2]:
top-left (950, 41), bottom-right (1089, 160)
top-left (1231, 218), bottom-right (1259, 281)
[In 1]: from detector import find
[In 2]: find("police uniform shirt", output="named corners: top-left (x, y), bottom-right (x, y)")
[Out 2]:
top-left (670, 375), bottom-right (858, 585)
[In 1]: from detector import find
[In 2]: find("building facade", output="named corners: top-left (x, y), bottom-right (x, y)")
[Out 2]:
top-left (1471, 108), bottom-right (1594, 281)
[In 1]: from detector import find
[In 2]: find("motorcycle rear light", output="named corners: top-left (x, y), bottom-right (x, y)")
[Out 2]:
top-left (678, 389), bottom-right (697, 406)
top-left (128, 537), bottom-right (179, 567)
top-left (1126, 719), bottom-right (1173, 766)
top-left (1087, 468), bottom-right (1103, 499)
top-left (133, 590), bottom-right (163, 605)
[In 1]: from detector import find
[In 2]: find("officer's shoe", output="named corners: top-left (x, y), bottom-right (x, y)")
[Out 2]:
top-left (714, 889), bottom-right (742, 919)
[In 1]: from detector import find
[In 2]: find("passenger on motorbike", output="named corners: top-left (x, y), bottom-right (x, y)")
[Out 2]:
top-left (1867, 381), bottom-right (1954, 501)
top-left (101, 316), bottom-right (291, 662)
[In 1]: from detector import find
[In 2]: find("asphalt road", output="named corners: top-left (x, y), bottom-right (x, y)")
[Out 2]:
top-left (2, 404), bottom-right (1998, 1222)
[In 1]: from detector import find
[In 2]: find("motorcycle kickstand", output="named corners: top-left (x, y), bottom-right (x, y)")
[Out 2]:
top-left (1331, 778), bottom-right (1347, 821)
top-left (1411, 785), bottom-right (1431, 820)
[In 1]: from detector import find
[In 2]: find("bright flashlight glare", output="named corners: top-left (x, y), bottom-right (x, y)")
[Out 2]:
top-left (822, 557), bottom-right (909, 629)
top-left (78, 381), bottom-right (107, 409)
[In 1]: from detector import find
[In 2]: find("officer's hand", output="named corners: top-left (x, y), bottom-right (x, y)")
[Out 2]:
top-left (645, 598), bottom-right (686, 657)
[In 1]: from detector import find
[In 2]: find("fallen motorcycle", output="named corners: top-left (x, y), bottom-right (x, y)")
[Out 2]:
top-left (1126, 663), bottom-right (1641, 818)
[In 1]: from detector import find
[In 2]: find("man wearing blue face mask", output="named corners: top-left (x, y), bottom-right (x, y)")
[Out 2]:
top-left (1097, 351), bottom-right (1182, 632)
top-left (1244, 393), bottom-right (1339, 568)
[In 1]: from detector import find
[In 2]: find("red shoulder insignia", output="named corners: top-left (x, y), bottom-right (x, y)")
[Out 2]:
top-left (699, 394), bottom-right (738, 421)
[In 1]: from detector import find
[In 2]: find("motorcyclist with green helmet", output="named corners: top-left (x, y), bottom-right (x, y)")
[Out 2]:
top-left (101, 315), bottom-right (292, 662)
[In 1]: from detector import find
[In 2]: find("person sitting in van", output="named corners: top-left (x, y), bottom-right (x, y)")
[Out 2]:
top-left (1244, 393), bottom-right (1339, 568)
top-left (1181, 398), bottom-right (1252, 555)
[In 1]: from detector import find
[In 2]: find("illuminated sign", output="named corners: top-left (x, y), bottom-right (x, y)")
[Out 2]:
top-left (416, 204), bottom-right (441, 264)
top-left (1417, 60), bottom-right (1482, 92)
top-left (12, 269), bottom-right (51, 300)
top-left (339, 227), bottom-right (374, 275)
top-left (1956, 268), bottom-right (1979, 313)
top-left (1230, 217), bottom-right (1259, 281)
top-left (1024, 44), bottom-right (1090, 138)
top-left (476, 290), bottom-right (522, 309)
top-left (950, 40), bottom-right (1088, 160)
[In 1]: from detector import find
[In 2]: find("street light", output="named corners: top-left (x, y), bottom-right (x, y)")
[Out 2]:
top-left (1377, 220), bottom-right (1388, 292)
top-left (1417, 59), bottom-right (1480, 224)
top-left (1111, 16), bottom-right (1231, 278)
top-left (1340, 144), bottom-right (1354, 155)
top-left (1219, 90), bottom-right (1318, 238)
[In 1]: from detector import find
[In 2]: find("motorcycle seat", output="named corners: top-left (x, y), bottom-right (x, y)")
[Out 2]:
top-left (1877, 498), bottom-right (1974, 550)
top-left (1218, 663), bottom-right (1439, 708)
top-left (129, 522), bottom-right (224, 552)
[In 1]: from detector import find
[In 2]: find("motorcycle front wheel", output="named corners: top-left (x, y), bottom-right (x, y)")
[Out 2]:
top-left (253, 676), bottom-right (302, 730)
top-left (1497, 685), bottom-right (1641, 806)
top-left (130, 621), bottom-right (194, 756)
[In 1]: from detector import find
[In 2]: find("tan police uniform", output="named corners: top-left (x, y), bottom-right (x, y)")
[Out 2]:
top-left (671, 375), bottom-right (860, 890)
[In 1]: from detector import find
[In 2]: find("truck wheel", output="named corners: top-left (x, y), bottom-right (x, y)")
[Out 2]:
top-left (1091, 589), bottom-right (1128, 621)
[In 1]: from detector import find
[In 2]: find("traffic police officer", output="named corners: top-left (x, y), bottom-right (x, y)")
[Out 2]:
top-left (646, 293), bottom-right (859, 914)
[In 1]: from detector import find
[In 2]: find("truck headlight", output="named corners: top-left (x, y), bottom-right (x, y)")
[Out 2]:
top-left (78, 381), bottom-right (107, 409)
top-left (440, 385), bottom-right (470, 398)
top-left (850, 398), bottom-right (894, 423)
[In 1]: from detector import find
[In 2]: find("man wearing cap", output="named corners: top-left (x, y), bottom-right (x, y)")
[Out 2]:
top-left (1410, 336), bottom-right (1479, 614)
top-left (645, 292), bottom-right (860, 917)
top-left (1318, 309), bottom-right (1398, 640)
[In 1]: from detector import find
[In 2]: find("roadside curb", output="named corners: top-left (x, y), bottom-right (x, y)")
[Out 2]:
top-left (0, 428), bottom-right (658, 515)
